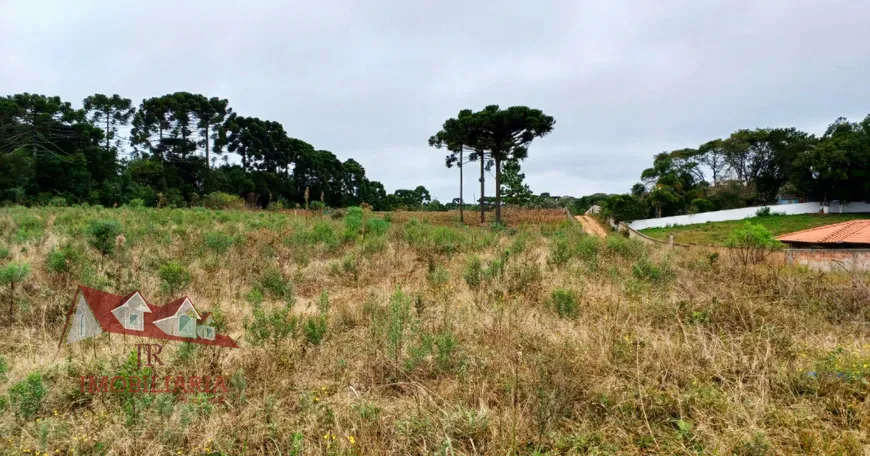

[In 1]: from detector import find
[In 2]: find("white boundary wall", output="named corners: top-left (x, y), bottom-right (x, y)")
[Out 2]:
top-left (627, 203), bottom-right (815, 230)
top-left (628, 201), bottom-right (870, 230)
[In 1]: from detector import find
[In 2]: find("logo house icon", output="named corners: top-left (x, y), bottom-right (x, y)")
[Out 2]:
top-left (59, 285), bottom-right (237, 348)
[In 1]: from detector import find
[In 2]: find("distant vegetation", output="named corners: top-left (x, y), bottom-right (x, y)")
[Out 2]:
top-left (575, 115), bottom-right (870, 223)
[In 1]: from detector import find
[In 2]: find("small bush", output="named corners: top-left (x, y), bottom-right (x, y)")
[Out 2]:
top-left (260, 268), bottom-right (292, 300)
top-left (308, 221), bottom-right (338, 248)
top-left (13, 214), bottom-right (45, 243)
top-left (303, 291), bottom-right (329, 345)
top-left (725, 222), bottom-right (782, 266)
top-left (463, 256), bottom-right (483, 289)
top-left (605, 235), bottom-right (644, 260)
top-left (126, 198), bottom-right (146, 208)
top-left (48, 196), bottom-right (68, 207)
top-left (0, 262), bottom-right (31, 303)
top-left (158, 261), bottom-right (191, 295)
top-left (0, 355), bottom-right (8, 382)
top-left (631, 257), bottom-right (671, 283)
top-left (365, 217), bottom-right (390, 237)
top-left (9, 372), bottom-right (45, 420)
top-left (202, 192), bottom-right (244, 210)
top-left (0, 245), bottom-right (8, 261)
top-left (755, 206), bottom-right (771, 217)
top-left (245, 297), bottom-right (297, 347)
top-left (576, 236), bottom-right (601, 263)
top-left (431, 227), bottom-right (465, 256)
top-left (87, 218), bottom-right (123, 255)
top-left (303, 316), bottom-right (328, 345)
top-left (202, 230), bottom-right (234, 254)
top-left (344, 207), bottom-right (364, 238)
top-left (46, 245), bottom-right (79, 273)
top-left (550, 288), bottom-right (580, 319)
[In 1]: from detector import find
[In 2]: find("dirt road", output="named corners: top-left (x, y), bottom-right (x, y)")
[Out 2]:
top-left (575, 215), bottom-right (610, 238)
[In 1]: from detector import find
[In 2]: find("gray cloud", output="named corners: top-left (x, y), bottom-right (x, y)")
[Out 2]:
top-left (2, 0), bottom-right (869, 201)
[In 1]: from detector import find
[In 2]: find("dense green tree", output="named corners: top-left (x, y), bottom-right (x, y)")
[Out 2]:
top-left (500, 158), bottom-right (533, 205)
top-left (83, 94), bottom-right (135, 153)
top-left (697, 139), bottom-right (729, 185)
top-left (601, 194), bottom-right (648, 223)
top-left (472, 105), bottom-right (555, 223)
top-left (792, 116), bottom-right (870, 202)
top-left (193, 96), bottom-right (230, 167)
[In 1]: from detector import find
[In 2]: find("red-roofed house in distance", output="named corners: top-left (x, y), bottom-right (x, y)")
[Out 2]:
top-left (777, 220), bottom-right (870, 271)
top-left (60, 286), bottom-right (237, 348)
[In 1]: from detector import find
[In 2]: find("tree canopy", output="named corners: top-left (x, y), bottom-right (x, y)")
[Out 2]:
top-left (0, 91), bottom-right (426, 211)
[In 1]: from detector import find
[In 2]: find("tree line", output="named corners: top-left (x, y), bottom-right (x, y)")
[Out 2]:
top-left (0, 92), bottom-right (441, 210)
top-left (590, 115), bottom-right (870, 222)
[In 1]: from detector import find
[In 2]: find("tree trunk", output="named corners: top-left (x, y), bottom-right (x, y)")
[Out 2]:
top-left (479, 153), bottom-right (485, 224)
top-left (105, 114), bottom-right (110, 151)
top-left (459, 149), bottom-right (464, 224)
top-left (205, 121), bottom-right (210, 168)
top-left (495, 156), bottom-right (502, 224)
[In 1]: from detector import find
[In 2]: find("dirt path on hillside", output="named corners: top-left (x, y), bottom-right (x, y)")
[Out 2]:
top-left (575, 215), bottom-right (609, 238)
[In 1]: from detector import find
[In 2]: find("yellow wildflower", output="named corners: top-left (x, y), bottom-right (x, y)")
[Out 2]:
top-left (348, 435), bottom-right (356, 445)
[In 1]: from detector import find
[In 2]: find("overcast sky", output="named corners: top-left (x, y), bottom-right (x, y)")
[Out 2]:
top-left (2, 0), bottom-right (869, 201)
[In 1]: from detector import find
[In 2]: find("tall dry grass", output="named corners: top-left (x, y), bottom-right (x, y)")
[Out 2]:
top-left (0, 206), bottom-right (867, 455)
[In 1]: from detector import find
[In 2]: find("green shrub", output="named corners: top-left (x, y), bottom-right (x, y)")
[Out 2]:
top-left (303, 316), bottom-right (328, 345)
top-left (13, 214), bottom-right (44, 243)
top-left (9, 372), bottom-right (45, 420)
top-left (244, 296), bottom-right (297, 347)
top-left (202, 192), bottom-right (244, 210)
top-left (577, 236), bottom-right (601, 263)
top-left (202, 230), bottom-right (234, 254)
top-left (0, 355), bottom-right (8, 382)
top-left (605, 235), bottom-right (644, 260)
top-left (631, 257), bottom-right (671, 283)
top-left (126, 198), bottom-right (146, 208)
top-left (46, 245), bottom-right (79, 273)
top-left (0, 244), bottom-right (8, 261)
top-left (260, 268), bottom-right (292, 300)
top-left (755, 206), bottom-right (771, 217)
top-left (365, 217), bottom-right (390, 237)
top-left (0, 262), bottom-right (30, 305)
top-left (550, 288), bottom-right (580, 319)
top-left (431, 227), bottom-right (465, 256)
top-left (158, 261), bottom-right (191, 295)
top-left (48, 196), bottom-right (68, 207)
top-left (308, 221), bottom-right (338, 248)
top-left (344, 207), bottom-right (364, 238)
top-left (87, 218), bottom-right (123, 255)
top-left (690, 198), bottom-right (716, 213)
top-left (303, 291), bottom-right (330, 346)
top-left (725, 222), bottom-right (783, 266)
top-left (362, 236), bottom-right (386, 255)
top-left (463, 256), bottom-right (483, 289)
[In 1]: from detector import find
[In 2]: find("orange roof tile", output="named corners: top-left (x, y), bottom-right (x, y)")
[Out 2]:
top-left (777, 220), bottom-right (870, 245)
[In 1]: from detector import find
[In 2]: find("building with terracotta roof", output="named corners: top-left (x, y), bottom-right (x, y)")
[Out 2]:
top-left (60, 285), bottom-right (237, 348)
top-left (777, 220), bottom-right (870, 248)
top-left (777, 220), bottom-right (870, 271)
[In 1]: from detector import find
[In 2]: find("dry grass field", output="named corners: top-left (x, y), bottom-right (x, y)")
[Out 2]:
top-left (379, 208), bottom-right (567, 227)
top-left (0, 206), bottom-right (869, 455)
